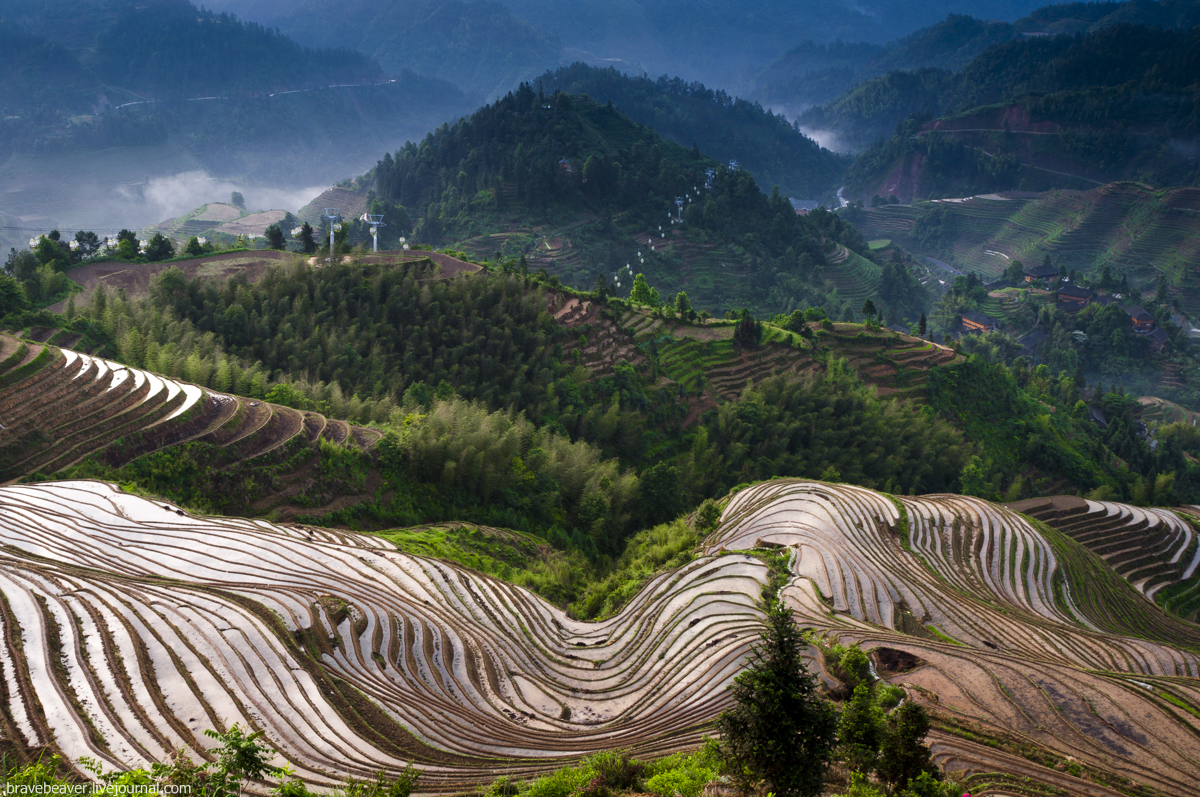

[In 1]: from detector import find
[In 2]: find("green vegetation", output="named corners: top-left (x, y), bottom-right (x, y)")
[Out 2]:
top-left (363, 85), bottom-right (879, 319)
top-left (830, 22), bottom-right (1200, 198)
top-left (715, 601), bottom-right (837, 797)
top-left (539, 63), bottom-right (847, 199)
top-left (6, 726), bottom-right (418, 797)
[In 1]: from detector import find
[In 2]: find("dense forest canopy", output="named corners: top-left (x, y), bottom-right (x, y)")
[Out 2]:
top-left (359, 86), bottom-right (881, 319)
top-left (536, 64), bottom-right (847, 199)
top-left (0, 20), bottom-right (98, 114)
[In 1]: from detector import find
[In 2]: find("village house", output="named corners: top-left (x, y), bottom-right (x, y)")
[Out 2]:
top-left (1056, 284), bottom-right (1092, 312)
top-left (1018, 329), bottom-right (1046, 357)
top-left (1123, 304), bottom-right (1155, 332)
top-left (1149, 327), bottom-right (1170, 354)
top-left (961, 310), bottom-right (999, 334)
top-left (1023, 262), bottom-right (1059, 286)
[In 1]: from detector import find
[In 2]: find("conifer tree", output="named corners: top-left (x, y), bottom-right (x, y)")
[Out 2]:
top-left (716, 602), bottom-right (836, 797)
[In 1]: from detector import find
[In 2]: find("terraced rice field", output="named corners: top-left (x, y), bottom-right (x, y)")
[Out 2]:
top-left (822, 247), bottom-right (883, 303)
top-left (1011, 496), bottom-right (1200, 609)
top-left (0, 334), bottom-right (379, 484)
top-left (1139, 395), bottom-right (1200, 426)
top-left (565, 305), bottom-right (961, 404)
top-left (0, 480), bottom-right (768, 788)
top-left (713, 481), bottom-right (1200, 796)
top-left (852, 184), bottom-right (1200, 307)
top-left (3, 479), bottom-right (1200, 795)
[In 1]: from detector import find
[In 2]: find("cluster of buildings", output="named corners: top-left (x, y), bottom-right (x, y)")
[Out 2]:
top-left (953, 262), bottom-right (1173, 354)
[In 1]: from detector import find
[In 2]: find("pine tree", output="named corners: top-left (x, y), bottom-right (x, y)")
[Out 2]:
top-left (877, 701), bottom-right (936, 794)
top-left (716, 602), bottom-right (836, 797)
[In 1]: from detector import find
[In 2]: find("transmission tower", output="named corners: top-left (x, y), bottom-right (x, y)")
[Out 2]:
top-left (675, 197), bottom-right (684, 221)
top-left (322, 208), bottom-right (341, 261)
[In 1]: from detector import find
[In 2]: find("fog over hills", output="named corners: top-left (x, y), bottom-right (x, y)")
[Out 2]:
top-left (203, 0), bottom-right (1052, 92)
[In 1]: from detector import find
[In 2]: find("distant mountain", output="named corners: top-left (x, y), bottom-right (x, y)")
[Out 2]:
top-left (0, 0), bottom-right (475, 254)
top-left (201, 0), bottom-right (1052, 94)
top-left (761, 0), bottom-right (1200, 124)
top-left (756, 15), bottom-right (1018, 117)
top-left (0, 0), bottom-right (385, 99)
top-left (0, 0), bottom-right (471, 176)
top-left (834, 23), bottom-right (1200, 200)
top-left (537, 64), bottom-right (847, 200)
top-left (195, 0), bottom-right (563, 99)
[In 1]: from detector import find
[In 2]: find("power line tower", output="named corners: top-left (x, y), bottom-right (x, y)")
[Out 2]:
top-left (675, 197), bottom-right (685, 221)
top-left (366, 214), bottom-right (386, 253)
top-left (322, 208), bottom-right (341, 262)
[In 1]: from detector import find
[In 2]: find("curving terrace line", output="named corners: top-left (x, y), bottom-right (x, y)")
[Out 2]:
top-left (0, 481), bottom-right (767, 789)
top-left (4, 479), bottom-right (1200, 794)
top-left (0, 334), bottom-right (380, 483)
top-left (711, 480), bottom-right (1200, 796)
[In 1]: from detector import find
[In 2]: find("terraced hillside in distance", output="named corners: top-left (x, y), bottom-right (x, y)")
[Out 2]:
top-left (0, 333), bottom-right (380, 489)
top-left (849, 183), bottom-right (1200, 315)
top-left (549, 294), bottom-right (962, 405)
top-left (3, 478), bottom-right (1200, 796)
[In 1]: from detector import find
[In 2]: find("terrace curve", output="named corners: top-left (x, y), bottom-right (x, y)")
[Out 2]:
top-left (0, 333), bottom-right (378, 484)
top-left (2, 479), bottom-right (1200, 794)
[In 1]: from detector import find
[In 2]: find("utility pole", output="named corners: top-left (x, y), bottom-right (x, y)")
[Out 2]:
top-left (322, 208), bottom-right (341, 262)
top-left (366, 214), bottom-right (386, 253)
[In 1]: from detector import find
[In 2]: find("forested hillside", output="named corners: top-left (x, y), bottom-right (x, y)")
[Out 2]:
top-left (816, 23), bottom-right (1200, 197)
top-left (0, 20), bottom-right (99, 114)
top-left (758, 0), bottom-right (1200, 118)
top-left (5, 244), bottom-right (1195, 530)
top-left (538, 64), bottom-right (847, 199)
top-left (358, 85), bottom-right (893, 320)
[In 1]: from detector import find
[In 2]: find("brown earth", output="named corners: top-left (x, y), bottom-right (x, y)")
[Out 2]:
top-left (52, 250), bottom-right (296, 311)
top-left (214, 210), bottom-right (288, 237)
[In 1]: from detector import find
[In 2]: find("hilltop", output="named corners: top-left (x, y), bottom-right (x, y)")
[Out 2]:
top-left (535, 63), bottom-right (847, 200)
top-left (350, 86), bottom-right (894, 322)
